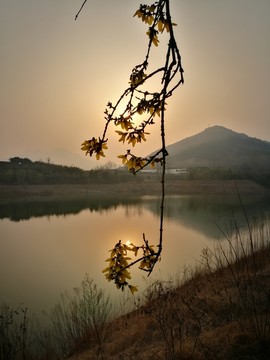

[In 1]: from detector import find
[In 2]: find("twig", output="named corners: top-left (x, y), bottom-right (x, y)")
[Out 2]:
top-left (75, 0), bottom-right (88, 21)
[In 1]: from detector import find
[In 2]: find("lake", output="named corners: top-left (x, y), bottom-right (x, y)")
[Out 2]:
top-left (1, 193), bottom-right (270, 323)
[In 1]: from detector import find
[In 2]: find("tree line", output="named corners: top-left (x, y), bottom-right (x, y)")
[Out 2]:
top-left (0, 157), bottom-right (141, 185)
top-left (0, 157), bottom-right (269, 187)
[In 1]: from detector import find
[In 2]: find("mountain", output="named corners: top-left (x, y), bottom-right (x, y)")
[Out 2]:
top-left (164, 126), bottom-right (270, 171)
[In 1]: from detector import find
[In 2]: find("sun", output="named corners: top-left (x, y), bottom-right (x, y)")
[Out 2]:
top-left (112, 97), bottom-right (146, 128)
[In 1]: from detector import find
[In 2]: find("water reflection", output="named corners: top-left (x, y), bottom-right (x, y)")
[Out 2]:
top-left (0, 194), bottom-right (270, 324)
top-left (142, 194), bottom-right (270, 239)
top-left (1, 194), bottom-right (269, 235)
top-left (0, 197), bottom-right (140, 222)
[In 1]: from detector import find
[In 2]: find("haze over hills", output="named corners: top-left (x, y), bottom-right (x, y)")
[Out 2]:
top-left (46, 148), bottom-right (95, 170)
top-left (164, 126), bottom-right (270, 171)
top-left (3, 126), bottom-right (270, 173)
top-left (1, 126), bottom-right (270, 187)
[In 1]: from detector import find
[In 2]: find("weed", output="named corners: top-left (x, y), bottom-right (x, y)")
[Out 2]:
top-left (48, 274), bottom-right (112, 358)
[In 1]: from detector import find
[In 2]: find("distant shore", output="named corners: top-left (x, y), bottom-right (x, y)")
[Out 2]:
top-left (0, 180), bottom-right (268, 203)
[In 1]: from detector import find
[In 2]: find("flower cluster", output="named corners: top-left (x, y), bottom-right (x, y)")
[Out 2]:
top-left (102, 238), bottom-right (160, 294)
top-left (102, 240), bottom-right (139, 294)
top-left (114, 116), bottom-right (133, 131)
top-left (157, 18), bottom-right (171, 33)
top-left (146, 28), bottom-right (159, 47)
top-left (118, 153), bottom-right (146, 173)
top-left (133, 4), bottom-right (156, 25)
top-left (134, 2), bottom-right (177, 47)
top-left (81, 2), bottom-right (175, 167)
top-left (81, 137), bottom-right (108, 160)
top-left (139, 242), bottom-right (159, 271)
top-left (129, 68), bottom-right (147, 87)
top-left (115, 129), bottom-right (148, 147)
top-left (118, 150), bottom-right (164, 173)
top-left (150, 157), bottom-right (163, 168)
top-left (137, 97), bottom-right (166, 117)
top-left (80, 0), bottom-right (184, 294)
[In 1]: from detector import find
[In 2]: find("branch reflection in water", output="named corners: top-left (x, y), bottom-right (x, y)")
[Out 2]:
top-left (0, 194), bottom-right (269, 324)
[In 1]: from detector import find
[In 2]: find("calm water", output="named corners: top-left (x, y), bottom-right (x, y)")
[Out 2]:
top-left (1, 194), bottom-right (270, 320)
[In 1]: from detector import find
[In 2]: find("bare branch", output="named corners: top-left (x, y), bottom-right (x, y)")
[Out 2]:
top-left (75, 0), bottom-right (88, 21)
top-left (80, 0), bottom-right (184, 293)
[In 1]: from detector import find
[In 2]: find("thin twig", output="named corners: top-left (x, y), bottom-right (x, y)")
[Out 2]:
top-left (75, 0), bottom-right (88, 21)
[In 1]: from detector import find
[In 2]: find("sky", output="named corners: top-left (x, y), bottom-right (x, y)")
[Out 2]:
top-left (1, 0), bottom-right (270, 169)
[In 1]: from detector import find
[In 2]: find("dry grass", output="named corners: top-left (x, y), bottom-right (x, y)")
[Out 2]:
top-left (65, 223), bottom-right (270, 360)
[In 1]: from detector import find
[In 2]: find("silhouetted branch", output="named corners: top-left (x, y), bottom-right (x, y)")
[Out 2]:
top-left (80, 0), bottom-right (184, 292)
top-left (75, 0), bottom-right (88, 21)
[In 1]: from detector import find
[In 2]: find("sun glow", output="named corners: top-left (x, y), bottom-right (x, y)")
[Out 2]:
top-left (112, 96), bottom-right (149, 128)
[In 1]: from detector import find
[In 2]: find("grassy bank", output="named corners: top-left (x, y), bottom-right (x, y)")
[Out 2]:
top-left (66, 219), bottom-right (270, 360)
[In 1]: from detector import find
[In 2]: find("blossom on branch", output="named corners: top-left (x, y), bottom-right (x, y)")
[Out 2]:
top-left (81, 137), bottom-right (108, 160)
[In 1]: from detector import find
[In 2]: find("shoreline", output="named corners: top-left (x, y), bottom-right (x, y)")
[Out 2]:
top-left (0, 180), bottom-right (268, 203)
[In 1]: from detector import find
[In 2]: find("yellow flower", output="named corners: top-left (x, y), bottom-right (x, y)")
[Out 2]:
top-left (102, 266), bottom-right (110, 274)
top-left (157, 20), bottom-right (164, 33)
top-left (81, 137), bottom-right (107, 160)
top-left (128, 285), bottom-right (138, 295)
top-left (117, 154), bottom-right (128, 164)
top-left (130, 245), bottom-right (140, 256)
top-left (127, 134), bottom-right (137, 147)
top-left (126, 157), bottom-right (136, 171)
top-left (146, 15), bottom-right (154, 25)
top-left (134, 5), bottom-right (156, 27)
top-left (164, 20), bottom-right (171, 32)
top-left (136, 131), bottom-right (148, 143)
top-left (146, 29), bottom-right (159, 47)
top-left (147, 5), bottom-right (156, 12)
top-left (115, 117), bottom-right (133, 131)
top-left (133, 9), bottom-right (143, 18)
top-left (115, 130), bottom-right (127, 144)
top-left (81, 139), bottom-right (92, 154)
top-left (140, 259), bottom-right (150, 270)
top-left (121, 269), bottom-right (131, 280)
top-left (129, 69), bottom-right (147, 87)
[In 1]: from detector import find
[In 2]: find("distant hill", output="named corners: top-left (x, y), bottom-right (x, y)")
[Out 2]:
top-left (0, 157), bottom-right (140, 185)
top-left (13, 148), bottom-right (95, 170)
top-left (164, 126), bottom-right (270, 172)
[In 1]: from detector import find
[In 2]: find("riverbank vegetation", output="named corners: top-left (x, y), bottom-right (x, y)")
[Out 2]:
top-left (0, 158), bottom-right (137, 185)
top-left (0, 158), bottom-right (270, 190)
top-left (1, 216), bottom-right (270, 360)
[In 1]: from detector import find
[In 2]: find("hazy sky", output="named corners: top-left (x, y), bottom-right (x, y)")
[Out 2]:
top-left (1, 0), bottom-right (270, 168)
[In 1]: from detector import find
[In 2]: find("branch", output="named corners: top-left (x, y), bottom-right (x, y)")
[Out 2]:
top-left (79, 0), bottom-right (184, 293)
top-left (75, 0), bottom-right (88, 21)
